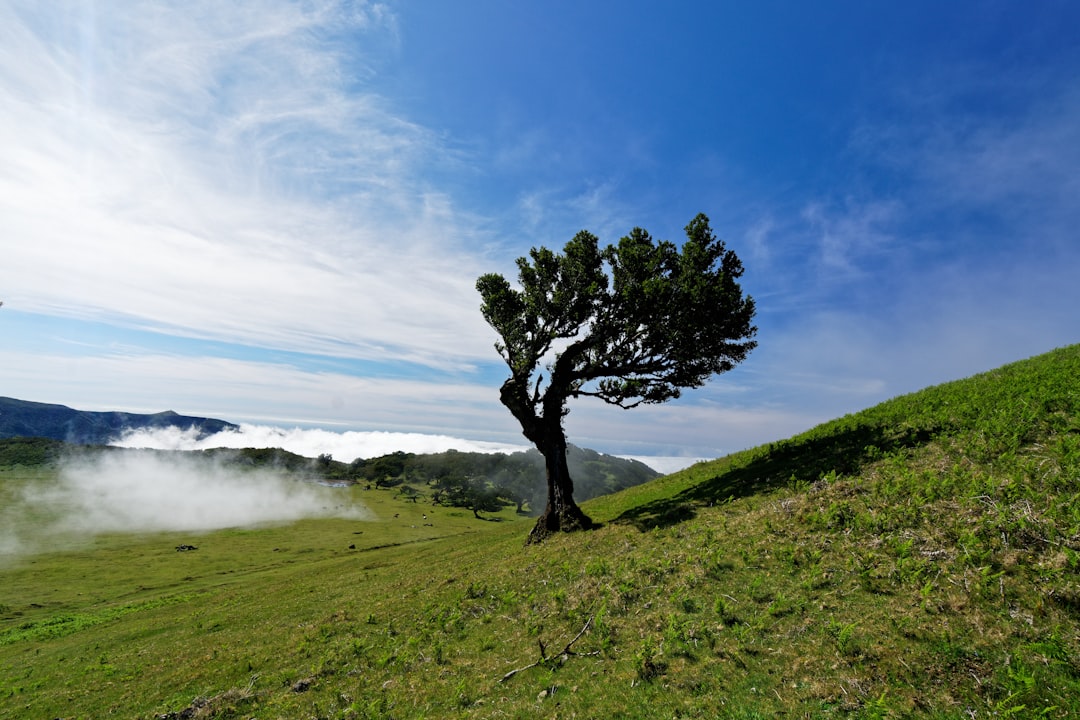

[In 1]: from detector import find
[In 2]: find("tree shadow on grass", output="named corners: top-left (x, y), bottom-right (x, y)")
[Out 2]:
top-left (613, 421), bottom-right (938, 532)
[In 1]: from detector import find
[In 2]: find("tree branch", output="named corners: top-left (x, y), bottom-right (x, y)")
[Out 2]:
top-left (499, 617), bottom-right (597, 683)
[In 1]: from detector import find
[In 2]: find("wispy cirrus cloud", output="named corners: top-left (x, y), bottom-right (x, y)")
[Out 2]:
top-left (801, 199), bottom-right (902, 277)
top-left (0, 1), bottom-right (493, 370)
top-left (727, 61), bottom-right (1080, 427)
top-left (851, 64), bottom-right (1080, 244)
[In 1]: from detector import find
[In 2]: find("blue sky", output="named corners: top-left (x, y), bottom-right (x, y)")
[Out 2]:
top-left (2, 1), bottom-right (1079, 468)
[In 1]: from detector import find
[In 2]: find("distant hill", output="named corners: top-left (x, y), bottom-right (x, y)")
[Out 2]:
top-left (0, 397), bottom-right (238, 445)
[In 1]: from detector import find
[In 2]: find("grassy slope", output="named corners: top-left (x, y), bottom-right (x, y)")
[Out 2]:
top-left (2, 345), bottom-right (1079, 718)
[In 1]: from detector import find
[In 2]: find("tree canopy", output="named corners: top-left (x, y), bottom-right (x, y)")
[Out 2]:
top-left (477, 213), bottom-right (757, 542)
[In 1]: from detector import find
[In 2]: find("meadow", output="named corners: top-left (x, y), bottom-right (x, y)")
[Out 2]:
top-left (2, 345), bottom-right (1079, 718)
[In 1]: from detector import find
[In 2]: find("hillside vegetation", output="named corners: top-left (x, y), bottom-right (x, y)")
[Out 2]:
top-left (0, 439), bottom-right (657, 518)
top-left (2, 345), bottom-right (1078, 718)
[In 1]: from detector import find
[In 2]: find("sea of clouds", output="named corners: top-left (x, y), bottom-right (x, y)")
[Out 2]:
top-left (109, 424), bottom-right (701, 474)
top-left (110, 424), bottom-right (532, 461)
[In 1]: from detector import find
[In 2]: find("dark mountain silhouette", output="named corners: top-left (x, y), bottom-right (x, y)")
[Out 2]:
top-left (0, 397), bottom-right (237, 444)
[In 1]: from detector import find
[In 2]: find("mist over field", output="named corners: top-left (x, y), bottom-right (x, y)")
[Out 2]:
top-left (1, 450), bottom-right (370, 559)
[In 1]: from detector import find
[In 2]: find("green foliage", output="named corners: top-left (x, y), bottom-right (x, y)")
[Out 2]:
top-left (0, 437), bottom-right (65, 466)
top-left (204, 445), bottom-right (322, 473)
top-left (634, 636), bottom-right (666, 681)
top-left (478, 214), bottom-right (756, 410)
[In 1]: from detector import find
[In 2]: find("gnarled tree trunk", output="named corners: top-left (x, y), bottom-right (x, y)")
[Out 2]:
top-left (527, 428), bottom-right (594, 544)
top-left (499, 376), bottom-right (594, 543)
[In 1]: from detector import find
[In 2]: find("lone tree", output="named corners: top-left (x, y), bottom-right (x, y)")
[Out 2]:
top-left (477, 213), bottom-right (757, 543)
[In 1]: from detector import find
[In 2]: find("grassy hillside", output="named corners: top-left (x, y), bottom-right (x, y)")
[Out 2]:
top-left (2, 345), bottom-right (1078, 718)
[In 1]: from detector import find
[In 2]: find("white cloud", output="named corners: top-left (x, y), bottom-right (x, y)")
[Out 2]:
top-left (111, 424), bottom-right (528, 462)
top-left (737, 70), bottom-right (1080, 427)
top-left (0, 0), bottom-right (495, 369)
top-left (801, 199), bottom-right (902, 276)
top-left (853, 68), bottom-right (1080, 250)
top-left (742, 217), bottom-right (775, 266)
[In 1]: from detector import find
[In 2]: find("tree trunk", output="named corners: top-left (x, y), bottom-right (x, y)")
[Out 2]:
top-left (498, 375), bottom-right (594, 543)
top-left (526, 430), bottom-right (595, 544)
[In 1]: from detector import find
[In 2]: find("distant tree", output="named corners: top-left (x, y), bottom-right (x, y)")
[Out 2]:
top-left (467, 485), bottom-right (507, 519)
top-left (477, 214), bottom-right (757, 543)
top-left (366, 451), bottom-right (413, 488)
top-left (428, 472), bottom-right (464, 506)
top-left (428, 473), bottom-right (506, 518)
top-left (396, 484), bottom-right (422, 502)
top-left (491, 466), bottom-right (533, 514)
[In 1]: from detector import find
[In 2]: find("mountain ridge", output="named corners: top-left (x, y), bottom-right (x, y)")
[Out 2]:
top-left (0, 396), bottom-right (238, 445)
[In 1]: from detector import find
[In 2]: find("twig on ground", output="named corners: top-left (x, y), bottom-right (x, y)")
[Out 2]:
top-left (499, 617), bottom-right (598, 683)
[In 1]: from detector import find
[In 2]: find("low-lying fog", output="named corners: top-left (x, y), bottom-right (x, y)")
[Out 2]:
top-left (1, 450), bottom-right (369, 559)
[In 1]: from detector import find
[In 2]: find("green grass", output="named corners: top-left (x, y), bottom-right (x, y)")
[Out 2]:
top-left (2, 345), bottom-right (1079, 718)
